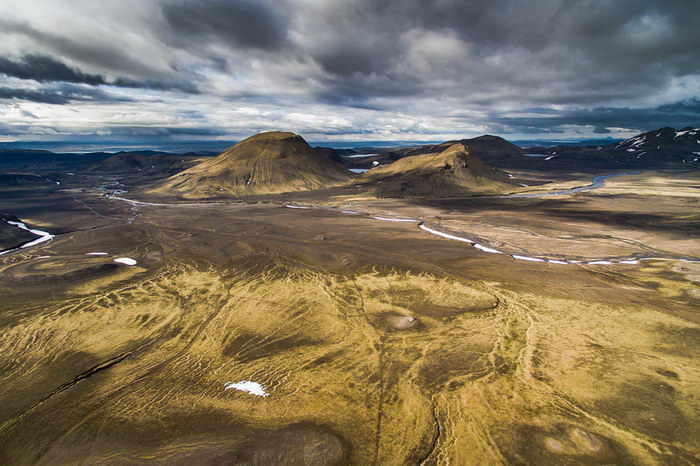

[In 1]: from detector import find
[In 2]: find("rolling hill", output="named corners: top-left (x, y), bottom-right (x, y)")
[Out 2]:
top-left (362, 135), bottom-right (524, 169)
top-left (150, 132), bottom-right (352, 198)
top-left (88, 151), bottom-right (205, 177)
top-left (358, 143), bottom-right (517, 197)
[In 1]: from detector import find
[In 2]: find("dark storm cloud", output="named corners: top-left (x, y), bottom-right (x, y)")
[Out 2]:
top-left (111, 77), bottom-right (200, 94)
top-left (160, 0), bottom-right (288, 50)
top-left (300, 0), bottom-right (700, 106)
top-left (0, 54), bottom-right (200, 94)
top-left (0, 84), bottom-right (134, 105)
top-left (103, 126), bottom-right (227, 137)
top-left (0, 87), bottom-right (71, 105)
top-left (0, 54), bottom-right (106, 85)
top-left (488, 99), bottom-right (700, 134)
top-left (0, 19), bottom-right (159, 77)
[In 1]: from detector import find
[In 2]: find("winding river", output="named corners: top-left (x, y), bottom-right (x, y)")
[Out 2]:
top-left (506, 171), bottom-right (642, 198)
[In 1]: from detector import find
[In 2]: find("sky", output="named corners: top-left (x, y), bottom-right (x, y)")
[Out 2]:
top-left (0, 0), bottom-right (699, 147)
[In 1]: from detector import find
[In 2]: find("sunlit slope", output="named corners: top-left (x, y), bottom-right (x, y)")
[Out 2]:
top-left (150, 131), bottom-right (351, 197)
top-left (360, 143), bottom-right (517, 197)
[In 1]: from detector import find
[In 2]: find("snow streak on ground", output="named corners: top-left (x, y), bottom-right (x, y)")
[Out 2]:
top-left (0, 219), bottom-right (55, 256)
top-left (373, 216), bottom-right (416, 222)
top-left (419, 223), bottom-right (474, 243)
top-left (224, 381), bottom-right (269, 397)
top-left (114, 257), bottom-right (137, 265)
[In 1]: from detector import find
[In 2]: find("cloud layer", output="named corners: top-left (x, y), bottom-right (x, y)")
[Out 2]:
top-left (1, 0), bottom-right (699, 144)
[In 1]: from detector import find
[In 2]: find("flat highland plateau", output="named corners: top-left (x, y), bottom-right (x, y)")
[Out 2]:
top-left (0, 160), bottom-right (698, 464)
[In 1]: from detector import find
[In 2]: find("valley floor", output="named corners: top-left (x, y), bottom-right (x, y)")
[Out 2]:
top-left (0, 170), bottom-right (698, 464)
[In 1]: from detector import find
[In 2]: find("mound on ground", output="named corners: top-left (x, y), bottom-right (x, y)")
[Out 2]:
top-left (0, 174), bottom-right (57, 191)
top-left (458, 134), bottom-right (525, 157)
top-left (371, 134), bottom-right (524, 167)
top-left (150, 132), bottom-right (352, 197)
top-left (88, 152), bottom-right (204, 176)
top-left (359, 143), bottom-right (516, 197)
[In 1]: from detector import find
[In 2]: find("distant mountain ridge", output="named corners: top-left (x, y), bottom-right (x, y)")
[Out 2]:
top-left (350, 126), bottom-right (700, 171)
top-left (2, 126), bottom-right (697, 179)
top-left (521, 126), bottom-right (700, 169)
top-left (0, 148), bottom-right (215, 173)
top-left (613, 127), bottom-right (700, 160)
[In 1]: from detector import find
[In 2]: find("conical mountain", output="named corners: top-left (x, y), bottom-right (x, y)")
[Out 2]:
top-left (459, 135), bottom-right (524, 157)
top-left (359, 143), bottom-right (516, 197)
top-left (367, 134), bottom-right (524, 167)
top-left (151, 131), bottom-right (352, 197)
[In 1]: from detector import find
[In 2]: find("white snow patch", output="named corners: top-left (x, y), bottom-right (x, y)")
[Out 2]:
top-left (512, 255), bottom-right (545, 262)
top-left (224, 380), bottom-right (269, 397)
top-left (619, 260), bottom-right (639, 264)
top-left (87, 252), bottom-right (109, 256)
top-left (548, 260), bottom-right (568, 264)
top-left (373, 216), bottom-right (415, 222)
top-left (474, 243), bottom-right (503, 254)
top-left (344, 153), bottom-right (378, 158)
top-left (285, 204), bottom-right (310, 209)
top-left (588, 260), bottom-right (613, 265)
top-left (675, 129), bottom-right (696, 138)
top-left (544, 155), bottom-right (558, 160)
top-left (109, 196), bottom-right (170, 207)
top-left (21, 235), bottom-right (53, 248)
top-left (6, 220), bottom-right (55, 248)
top-left (419, 224), bottom-right (473, 243)
top-left (372, 161), bottom-right (379, 166)
top-left (114, 257), bottom-right (137, 265)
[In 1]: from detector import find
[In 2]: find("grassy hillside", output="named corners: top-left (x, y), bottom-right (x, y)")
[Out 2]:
top-left (359, 143), bottom-right (517, 197)
top-left (150, 132), bottom-right (352, 198)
